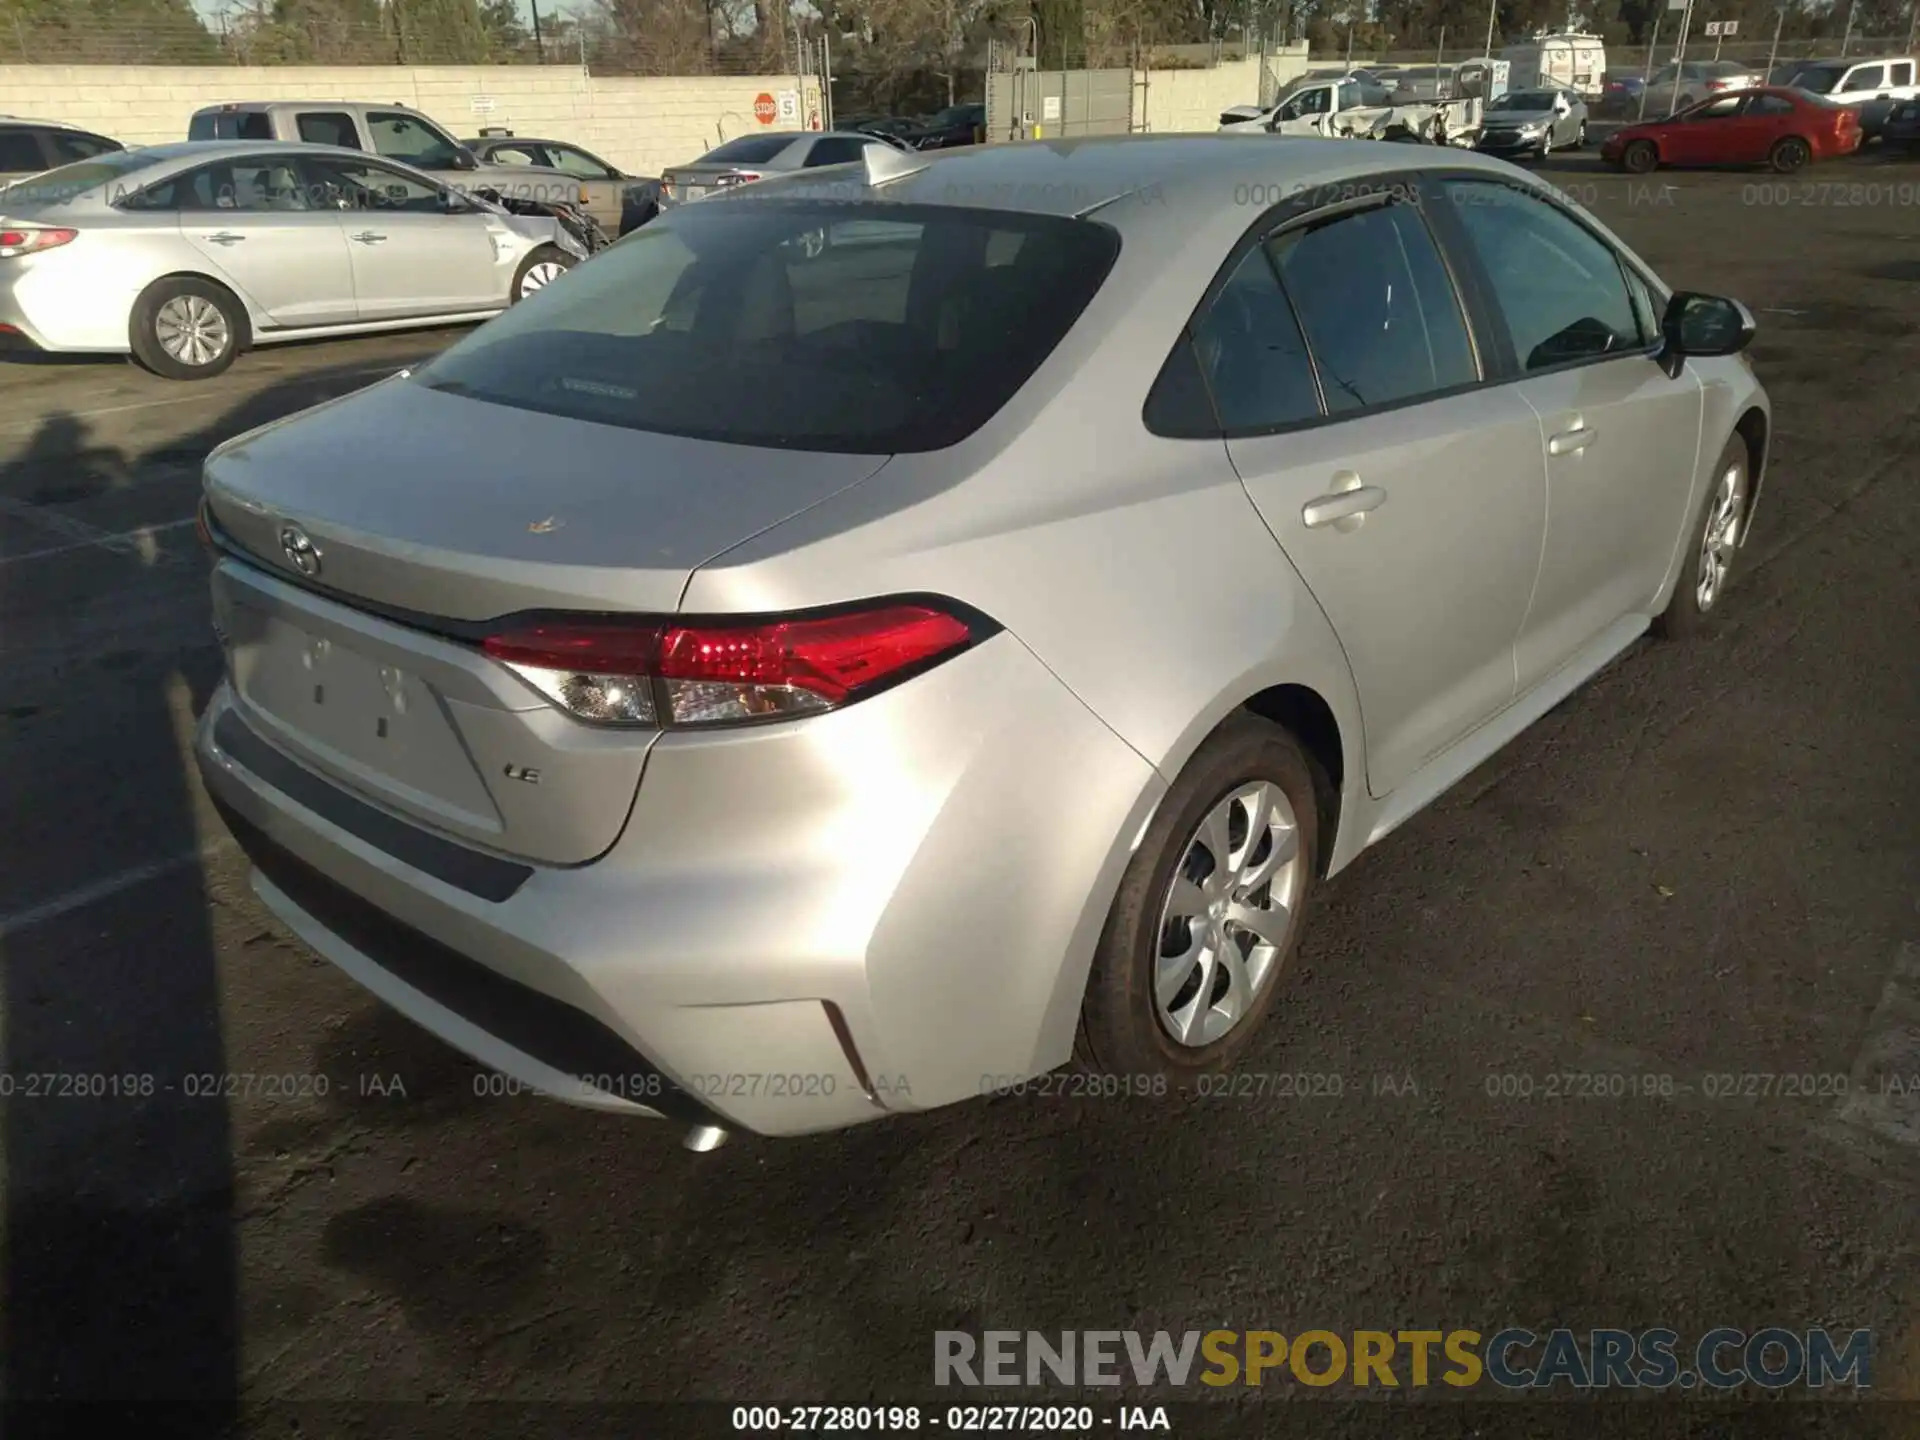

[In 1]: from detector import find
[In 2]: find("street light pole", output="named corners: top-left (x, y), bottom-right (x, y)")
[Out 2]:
top-left (1483, 0), bottom-right (1497, 59)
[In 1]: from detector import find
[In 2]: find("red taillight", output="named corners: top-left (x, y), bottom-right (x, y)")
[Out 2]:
top-left (0, 227), bottom-right (77, 258)
top-left (480, 603), bottom-right (979, 727)
top-left (716, 171), bottom-right (762, 188)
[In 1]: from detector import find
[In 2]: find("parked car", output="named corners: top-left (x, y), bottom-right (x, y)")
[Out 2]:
top-left (1474, 87), bottom-right (1588, 158)
top-left (1641, 60), bottom-right (1760, 116)
top-left (1598, 69), bottom-right (1647, 116)
top-left (847, 116), bottom-right (927, 144)
top-left (1770, 55), bottom-right (1919, 139)
top-left (190, 136), bottom-right (1767, 1142)
top-left (0, 117), bottom-right (124, 189)
top-left (1884, 96), bottom-right (1920, 153)
top-left (461, 133), bottom-right (660, 236)
top-left (0, 141), bottom-right (585, 378)
top-left (1601, 86), bottom-right (1861, 173)
top-left (187, 101), bottom-right (587, 211)
top-left (913, 103), bottom-right (987, 148)
top-left (659, 130), bottom-right (911, 205)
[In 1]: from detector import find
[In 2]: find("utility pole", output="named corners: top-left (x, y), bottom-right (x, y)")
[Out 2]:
top-left (1668, 0), bottom-right (1694, 115)
top-left (1765, 5), bottom-right (1783, 82)
top-left (1483, 0), bottom-right (1497, 58)
top-left (528, 0), bottom-right (544, 61)
top-left (1838, 0), bottom-right (1855, 56)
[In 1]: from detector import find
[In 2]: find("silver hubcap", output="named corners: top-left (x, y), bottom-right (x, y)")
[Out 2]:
top-left (1154, 781), bottom-right (1305, 1049)
top-left (1695, 463), bottom-right (1747, 611)
top-left (520, 260), bottom-right (566, 296)
top-left (154, 295), bottom-right (230, 367)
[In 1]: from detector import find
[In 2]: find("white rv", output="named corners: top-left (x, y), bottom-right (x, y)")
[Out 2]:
top-left (1502, 33), bottom-right (1607, 99)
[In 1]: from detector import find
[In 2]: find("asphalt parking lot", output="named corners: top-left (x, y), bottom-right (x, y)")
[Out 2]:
top-left (1, 148), bottom-right (1918, 1436)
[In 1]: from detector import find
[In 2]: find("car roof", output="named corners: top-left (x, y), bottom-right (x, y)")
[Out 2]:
top-left (0, 116), bottom-right (96, 131)
top-left (716, 133), bottom-right (1534, 234)
top-left (191, 99), bottom-right (424, 114)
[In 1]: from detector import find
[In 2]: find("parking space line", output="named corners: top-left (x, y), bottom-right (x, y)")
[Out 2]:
top-left (0, 838), bottom-right (235, 939)
top-left (0, 516), bottom-right (198, 567)
top-left (0, 495), bottom-right (197, 568)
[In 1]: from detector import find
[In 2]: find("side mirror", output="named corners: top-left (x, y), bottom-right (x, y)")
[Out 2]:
top-left (450, 147), bottom-right (479, 171)
top-left (1659, 291), bottom-right (1756, 375)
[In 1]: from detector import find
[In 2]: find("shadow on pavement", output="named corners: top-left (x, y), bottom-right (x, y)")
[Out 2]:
top-left (0, 355), bottom-right (417, 1431)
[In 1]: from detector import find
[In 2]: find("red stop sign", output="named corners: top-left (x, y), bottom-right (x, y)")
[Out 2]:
top-left (753, 93), bottom-right (777, 125)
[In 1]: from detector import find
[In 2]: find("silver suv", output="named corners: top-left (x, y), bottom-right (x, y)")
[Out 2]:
top-left (187, 101), bottom-right (585, 209)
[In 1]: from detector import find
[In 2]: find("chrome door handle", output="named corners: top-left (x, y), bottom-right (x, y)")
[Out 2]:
top-left (203, 232), bottom-right (245, 245)
top-left (350, 231), bottom-right (388, 244)
top-left (1549, 425), bottom-right (1597, 455)
top-left (1302, 475), bottom-right (1388, 530)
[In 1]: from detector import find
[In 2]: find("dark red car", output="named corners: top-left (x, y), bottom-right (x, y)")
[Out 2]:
top-left (1601, 86), bottom-right (1862, 174)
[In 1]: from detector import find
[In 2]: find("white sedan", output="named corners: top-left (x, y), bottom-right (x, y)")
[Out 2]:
top-left (0, 140), bottom-right (586, 379)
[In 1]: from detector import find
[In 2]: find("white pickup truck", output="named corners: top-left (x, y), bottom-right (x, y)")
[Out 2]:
top-left (1218, 74), bottom-right (1483, 145)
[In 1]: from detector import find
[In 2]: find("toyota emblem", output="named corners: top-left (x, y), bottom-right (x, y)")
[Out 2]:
top-left (279, 523), bottom-right (322, 577)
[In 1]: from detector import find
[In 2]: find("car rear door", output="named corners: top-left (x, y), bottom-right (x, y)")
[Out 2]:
top-left (300, 155), bottom-right (507, 319)
top-left (169, 159), bottom-right (358, 327)
top-left (1430, 176), bottom-right (1702, 694)
top-left (1839, 62), bottom-right (1895, 132)
top-left (1205, 183), bottom-right (1548, 798)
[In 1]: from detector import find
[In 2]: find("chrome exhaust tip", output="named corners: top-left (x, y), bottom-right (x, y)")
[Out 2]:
top-left (683, 1123), bottom-right (728, 1152)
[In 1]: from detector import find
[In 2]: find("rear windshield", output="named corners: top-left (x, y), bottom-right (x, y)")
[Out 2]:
top-left (699, 135), bottom-right (797, 165)
top-left (188, 110), bottom-right (275, 141)
top-left (0, 149), bottom-right (167, 207)
top-left (413, 199), bottom-right (1121, 454)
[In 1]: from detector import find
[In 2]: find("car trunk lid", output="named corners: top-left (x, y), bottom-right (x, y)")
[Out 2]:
top-left (204, 375), bottom-right (889, 865)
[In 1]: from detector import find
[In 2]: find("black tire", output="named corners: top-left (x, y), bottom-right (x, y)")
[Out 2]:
top-left (128, 275), bottom-right (246, 381)
top-left (1622, 138), bottom-right (1659, 174)
top-left (1769, 136), bottom-right (1812, 174)
top-left (1076, 713), bottom-right (1325, 1079)
top-left (511, 244), bottom-right (574, 303)
top-left (1653, 435), bottom-right (1751, 640)
top-left (1575, 120), bottom-right (1587, 148)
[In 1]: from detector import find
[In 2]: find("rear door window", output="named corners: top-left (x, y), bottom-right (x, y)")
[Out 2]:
top-left (295, 112), bottom-right (362, 149)
top-left (1267, 200), bottom-right (1477, 413)
top-left (1185, 248), bottom-right (1321, 432)
top-left (1843, 64), bottom-right (1886, 92)
top-left (1891, 61), bottom-right (1915, 86)
top-left (44, 130), bottom-right (120, 164)
top-left (0, 129), bottom-right (43, 172)
top-left (701, 135), bottom-right (798, 165)
top-left (189, 110), bottom-right (274, 141)
top-left (411, 200), bottom-right (1121, 453)
top-left (802, 137), bottom-right (869, 167)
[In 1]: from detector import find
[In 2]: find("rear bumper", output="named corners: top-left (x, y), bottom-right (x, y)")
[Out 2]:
top-left (0, 250), bottom-right (138, 353)
top-left (195, 629), bottom-right (1162, 1138)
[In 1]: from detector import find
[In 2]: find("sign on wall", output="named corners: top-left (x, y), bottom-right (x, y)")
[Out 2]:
top-left (1042, 95), bottom-right (1062, 121)
top-left (470, 96), bottom-right (496, 113)
top-left (753, 92), bottom-right (777, 124)
top-left (777, 90), bottom-right (799, 121)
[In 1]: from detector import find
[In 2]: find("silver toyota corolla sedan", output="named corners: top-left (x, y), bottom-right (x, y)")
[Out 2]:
top-left (0, 141), bottom-right (584, 379)
top-left (193, 137), bottom-right (1769, 1142)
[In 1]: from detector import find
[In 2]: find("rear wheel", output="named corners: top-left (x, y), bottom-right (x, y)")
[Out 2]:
top-left (129, 276), bottom-right (246, 381)
top-left (1769, 136), bottom-right (1812, 174)
top-left (1575, 119), bottom-right (1588, 148)
top-left (1622, 138), bottom-right (1659, 173)
top-left (1077, 714), bottom-right (1323, 1078)
top-left (511, 244), bottom-right (573, 302)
